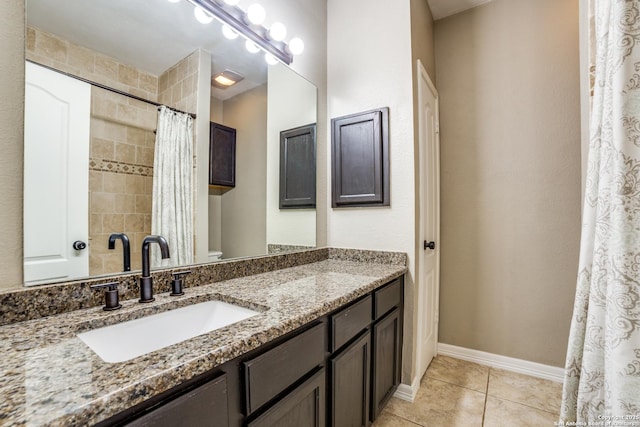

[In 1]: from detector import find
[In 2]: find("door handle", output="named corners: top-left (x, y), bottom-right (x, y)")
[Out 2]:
top-left (73, 240), bottom-right (87, 251)
top-left (424, 240), bottom-right (436, 250)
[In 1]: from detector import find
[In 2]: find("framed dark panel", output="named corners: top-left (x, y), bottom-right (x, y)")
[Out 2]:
top-left (331, 107), bottom-right (389, 208)
top-left (280, 124), bottom-right (316, 209)
top-left (209, 122), bottom-right (236, 188)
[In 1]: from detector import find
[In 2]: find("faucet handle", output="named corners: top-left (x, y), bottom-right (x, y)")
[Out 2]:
top-left (91, 281), bottom-right (122, 311)
top-left (170, 270), bottom-right (191, 296)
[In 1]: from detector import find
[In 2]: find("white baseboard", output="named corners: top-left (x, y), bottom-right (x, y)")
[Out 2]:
top-left (393, 376), bottom-right (420, 402)
top-left (437, 343), bottom-right (565, 383)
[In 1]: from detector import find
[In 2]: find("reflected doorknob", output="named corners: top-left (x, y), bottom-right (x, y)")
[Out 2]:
top-left (72, 240), bottom-right (87, 251)
top-left (424, 240), bottom-right (436, 250)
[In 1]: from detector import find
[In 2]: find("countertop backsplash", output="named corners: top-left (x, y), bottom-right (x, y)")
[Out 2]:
top-left (0, 247), bottom-right (406, 326)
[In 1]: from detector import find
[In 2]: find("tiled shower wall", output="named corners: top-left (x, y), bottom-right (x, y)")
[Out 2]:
top-left (158, 50), bottom-right (199, 114)
top-left (89, 88), bottom-right (157, 274)
top-left (27, 27), bottom-right (158, 275)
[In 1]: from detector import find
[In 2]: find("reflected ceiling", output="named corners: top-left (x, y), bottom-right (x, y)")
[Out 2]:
top-left (427, 0), bottom-right (494, 20)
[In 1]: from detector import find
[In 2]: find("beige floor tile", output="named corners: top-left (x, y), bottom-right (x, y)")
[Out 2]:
top-left (483, 396), bottom-right (559, 426)
top-left (386, 378), bottom-right (486, 427)
top-left (371, 411), bottom-right (423, 427)
top-left (487, 369), bottom-right (562, 414)
top-left (426, 355), bottom-right (490, 392)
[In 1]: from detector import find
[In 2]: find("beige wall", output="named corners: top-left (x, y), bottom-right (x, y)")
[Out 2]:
top-left (0, 3), bottom-right (25, 290)
top-left (220, 85), bottom-right (268, 259)
top-left (435, 0), bottom-right (581, 367)
top-left (411, 0), bottom-right (436, 80)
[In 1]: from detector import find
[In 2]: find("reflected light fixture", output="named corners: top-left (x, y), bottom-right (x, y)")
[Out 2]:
top-left (194, 6), bottom-right (214, 24)
top-left (185, 0), bottom-right (298, 64)
top-left (211, 70), bottom-right (244, 89)
top-left (246, 4), bottom-right (266, 25)
top-left (289, 37), bottom-right (304, 55)
top-left (264, 53), bottom-right (278, 65)
top-left (245, 40), bottom-right (260, 54)
top-left (269, 22), bottom-right (287, 41)
top-left (222, 24), bottom-right (239, 40)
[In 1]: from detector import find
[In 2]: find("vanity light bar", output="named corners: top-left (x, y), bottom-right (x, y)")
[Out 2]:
top-left (185, 0), bottom-right (293, 65)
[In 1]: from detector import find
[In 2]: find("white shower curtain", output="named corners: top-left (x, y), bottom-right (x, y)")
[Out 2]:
top-left (561, 0), bottom-right (640, 422)
top-left (151, 106), bottom-right (194, 267)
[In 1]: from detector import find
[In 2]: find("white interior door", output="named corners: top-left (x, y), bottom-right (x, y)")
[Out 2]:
top-left (24, 62), bottom-right (91, 285)
top-left (416, 60), bottom-right (441, 380)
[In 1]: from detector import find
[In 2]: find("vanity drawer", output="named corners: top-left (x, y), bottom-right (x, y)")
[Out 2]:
top-left (330, 295), bottom-right (372, 352)
top-left (244, 322), bottom-right (325, 415)
top-left (374, 278), bottom-right (402, 320)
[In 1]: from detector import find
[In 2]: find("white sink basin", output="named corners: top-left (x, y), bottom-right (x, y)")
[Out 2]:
top-left (77, 300), bottom-right (260, 363)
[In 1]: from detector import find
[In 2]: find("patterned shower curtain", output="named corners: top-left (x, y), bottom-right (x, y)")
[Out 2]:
top-left (561, 0), bottom-right (640, 422)
top-left (151, 106), bottom-right (194, 267)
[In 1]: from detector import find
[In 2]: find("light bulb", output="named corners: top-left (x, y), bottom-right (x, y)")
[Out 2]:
top-left (224, 0), bottom-right (239, 4)
top-left (247, 4), bottom-right (266, 25)
top-left (222, 24), bottom-right (239, 40)
top-left (167, 0), bottom-right (180, 3)
top-left (245, 40), bottom-right (260, 54)
top-left (194, 7), bottom-right (213, 24)
top-left (269, 22), bottom-right (287, 41)
top-left (265, 53), bottom-right (278, 65)
top-left (289, 37), bottom-right (304, 55)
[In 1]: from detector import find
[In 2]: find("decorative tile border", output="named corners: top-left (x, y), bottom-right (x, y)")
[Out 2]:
top-left (89, 158), bottom-right (153, 177)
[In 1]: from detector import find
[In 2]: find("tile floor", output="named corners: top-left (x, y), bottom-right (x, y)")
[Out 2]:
top-left (373, 355), bottom-right (563, 427)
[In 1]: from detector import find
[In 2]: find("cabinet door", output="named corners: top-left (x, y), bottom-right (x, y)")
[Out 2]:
top-left (279, 124), bottom-right (316, 208)
top-left (247, 369), bottom-right (325, 427)
top-left (331, 108), bottom-right (389, 208)
top-left (125, 373), bottom-right (229, 427)
top-left (209, 122), bottom-right (236, 187)
top-left (371, 307), bottom-right (402, 421)
top-left (330, 330), bottom-right (370, 427)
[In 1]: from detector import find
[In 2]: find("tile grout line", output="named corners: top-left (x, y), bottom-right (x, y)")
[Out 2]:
top-left (481, 368), bottom-right (491, 426)
top-left (487, 395), bottom-right (561, 417)
top-left (484, 367), bottom-right (561, 417)
top-left (425, 373), bottom-right (487, 395)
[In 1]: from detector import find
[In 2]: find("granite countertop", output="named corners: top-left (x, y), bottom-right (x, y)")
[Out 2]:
top-left (0, 258), bottom-right (406, 426)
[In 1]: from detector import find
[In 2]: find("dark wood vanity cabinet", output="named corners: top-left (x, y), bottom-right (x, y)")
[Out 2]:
top-left (209, 122), bottom-right (236, 188)
top-left (371, 307), bottom-right (402, 420)
top-left (247, 369), bottom-right (326, 427)
top-left (371, 278), bottom-right (403, 421)
top-left (125, 375), bottom-right (228, 427)
top-left (330, 331), bottom-right (371, 427)
top-left (99, 276), bottom-right (404, 427)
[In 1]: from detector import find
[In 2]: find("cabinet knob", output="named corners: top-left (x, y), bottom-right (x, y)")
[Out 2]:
top-left (423, 240), bottom-right (436, 250)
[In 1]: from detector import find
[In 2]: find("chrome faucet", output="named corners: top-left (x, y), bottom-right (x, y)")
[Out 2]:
top-left (139, 235), bottom-right (170, 303)
top-left (108, 233), bottom-right (131, 272)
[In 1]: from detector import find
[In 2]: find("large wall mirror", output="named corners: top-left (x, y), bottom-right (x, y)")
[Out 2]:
top-left (24, 0), bottom-right (317, 286)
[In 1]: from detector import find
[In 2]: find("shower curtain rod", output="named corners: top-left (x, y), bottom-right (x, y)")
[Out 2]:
top-left (27, 59), bottom-right (197, 119)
